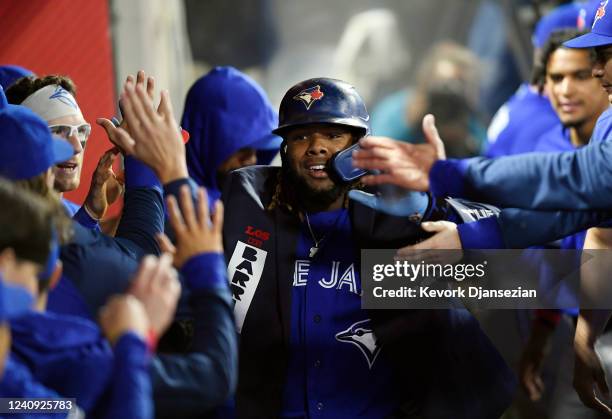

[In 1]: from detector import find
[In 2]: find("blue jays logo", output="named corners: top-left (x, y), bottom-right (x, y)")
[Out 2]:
top-left (594, 0), bottom-right (609, 28)
top-left (49, 86), bottom-right (78, 110)
top-left (293, 85), bottom-right (324, 110)
top-left (335, 319), bottom-right (382, 369)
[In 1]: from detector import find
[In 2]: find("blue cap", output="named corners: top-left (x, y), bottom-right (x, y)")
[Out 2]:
top-left (0, 279), bottom-right (33, 321)
top-left (566, 0), bottom-right (612, 47)
top-left (0, 106), bottom-right (74, 180)
top-left (533, 3), bottom-right (585, 49)
top-left (0, 65), bottom-right (33, 89)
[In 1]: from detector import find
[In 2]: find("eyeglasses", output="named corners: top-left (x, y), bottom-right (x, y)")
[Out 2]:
top-left (48, 123), bottom-right (91, 149)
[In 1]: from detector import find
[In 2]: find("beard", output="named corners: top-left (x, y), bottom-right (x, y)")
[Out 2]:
top-left (284, 164), bottom-right (349, 212)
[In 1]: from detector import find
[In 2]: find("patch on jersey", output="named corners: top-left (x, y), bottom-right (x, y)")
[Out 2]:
top-left (335, 319), bottom-right (382, 369)
top-left (293, 85), bottom-right (324, 110)
top-left (49, 86), bottom-right (79, 109)
top-left (594, 0), bottom-right (609, 28)
top-left (227, 241), bottom-right (268, 333)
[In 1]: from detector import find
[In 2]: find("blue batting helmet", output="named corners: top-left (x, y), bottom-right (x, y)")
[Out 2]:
top-left (273, 78), bottom-right (370, 136)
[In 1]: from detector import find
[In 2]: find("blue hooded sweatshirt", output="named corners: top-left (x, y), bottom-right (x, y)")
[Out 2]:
top-left (182, 66), bottom-right (281, 202)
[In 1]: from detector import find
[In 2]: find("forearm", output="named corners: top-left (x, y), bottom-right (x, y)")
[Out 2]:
top-left (430, 141), bottom-right (612, 210)
top-left (103, 332), bottom-right (153, 419)
top-left (152, 253), bottom-right (237, 415)
top-left (115, 156), bottom-right (164, 257)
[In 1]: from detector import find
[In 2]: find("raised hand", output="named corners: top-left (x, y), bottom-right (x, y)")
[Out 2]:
top-left (157, 185), bottom-right (224, 269)
top-left (96, 70), bottom-right (156, 156)
top-left (352, 114), bottom-right (445, 192)
top-left (129, 254), bottom-right (181, 337)
top-left (83, 148), bottom-right (123, 219)
top-left (99, 294), bottom-right (149, 346)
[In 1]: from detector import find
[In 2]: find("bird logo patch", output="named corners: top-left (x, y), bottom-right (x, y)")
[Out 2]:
top-left (335, 319), bottom-right (382, 369)
top-left (49, 86), bottom-right (79, 110)
top-left (594, 0), bottom-right (609, 28)
top-left (293, 85), bottom-right (324, 110)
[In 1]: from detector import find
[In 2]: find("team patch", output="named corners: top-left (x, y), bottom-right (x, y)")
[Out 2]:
top-left (293, 85), bottom-right (324, 110)
top-left (594, 0), bottom-right (608, 28)
top-left (227, 241), bottom-right (268, 333)
top-left (335, 319), bottom-right (382, 369)
top-left (49, 86), bottom-right (79, 110)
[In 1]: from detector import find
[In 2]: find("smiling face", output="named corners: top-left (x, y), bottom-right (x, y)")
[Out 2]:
top-left (546, 48), bottom-right (609, 128)
top-left (47, 113), bottom-right (87, 193)
top-left (283, 124), bottom-right (356, 211)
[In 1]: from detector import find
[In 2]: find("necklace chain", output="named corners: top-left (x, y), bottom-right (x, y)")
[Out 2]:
top-left (304, 212), bottom-right (326, 249)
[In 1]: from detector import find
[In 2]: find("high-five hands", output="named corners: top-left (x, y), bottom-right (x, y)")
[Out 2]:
top-left (352, 114), bottom-right (446, 192)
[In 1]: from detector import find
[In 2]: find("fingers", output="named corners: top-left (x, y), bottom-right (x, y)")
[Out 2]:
top-left (422, 114), bottom-right (446, 160)
top-left (158, 90), bottom-right (175, 121)
top-left (420, 221), bottom-right (456, 233)
top-left (179, 185), bottom-right (197, 231)
top-left (96, 118), bottom-right (135, 154)
top-left (358, 136), bottom-right (405, 150)
top-left (156, 233), bottom-right (176, 255)
top-left (166, 195), bottom-right (187, 237)
top-left (212, 200), bottom-right (224, 234)
top-left (129, 254), bottom-right (156, 295)
top-left (361, 173), bottom-right (406, 187)
top-left (146, 76), bottom-right (155, 101)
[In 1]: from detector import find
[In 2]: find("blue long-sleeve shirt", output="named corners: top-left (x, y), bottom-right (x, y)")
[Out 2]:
top-left (150, 178), bottom-right (237, 418)
top-left (6, 311), bottom-right (152, 419)
top-left (430, 108), bottom-right (612, 246)
top-left (48, 156), bottom-right (164, 319)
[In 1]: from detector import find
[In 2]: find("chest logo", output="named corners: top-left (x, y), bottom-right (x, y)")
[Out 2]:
top-left (335, 319), bottom-right (382, 369)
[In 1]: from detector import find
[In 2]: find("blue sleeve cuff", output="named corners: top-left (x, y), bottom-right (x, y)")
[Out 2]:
top-left (115, 332), bottom-right (150, 363)
top-left (457, 217), bottom-right (505, 249)
top-left (429, 158), bottom-right (475, 199)
top-left (72, 206), bottom-right (100, 230)
top-left (124, 155), bottom-right (162, 191)
top-left (180, 253), bottom-right (228, 291)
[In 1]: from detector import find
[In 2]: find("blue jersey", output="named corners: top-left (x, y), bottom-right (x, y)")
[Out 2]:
top-left (485, 84), bottom-right (560, 157)
top-left (281, 209), bottom-right (398, 418)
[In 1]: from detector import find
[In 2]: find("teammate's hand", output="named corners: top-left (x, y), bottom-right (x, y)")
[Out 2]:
top-left (574, 314), bottom-right (612, 416)
top-left (518, 320), bottom-right (554, 401)
top-left (109, 74), bottom-right (187, 184)
top-left (99, 294), bottom-right (149, 346)
top-left (157, 185), bottom-right (224, 269)
top-left (352, 114), bottom-right (446, 192)
top-left (129, 254), bottom-right (181, 337)
top-left (83, 148), bottom-right (124, 219)
top-left (96, 71), bottom-right (155, 156)
top-left (397, 221), bottom-right (461, 254)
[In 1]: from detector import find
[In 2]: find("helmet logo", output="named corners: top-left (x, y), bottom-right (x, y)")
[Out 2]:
top-left (293, 85), bottom-right (324, 110)
top-left (594, 0), bottom-right (608, 28)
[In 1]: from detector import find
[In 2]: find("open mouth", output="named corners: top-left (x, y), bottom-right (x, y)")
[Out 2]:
top-left (56, 162), bottom-right (78, 173)
top-left (306, 163), bottom-right (329, 179)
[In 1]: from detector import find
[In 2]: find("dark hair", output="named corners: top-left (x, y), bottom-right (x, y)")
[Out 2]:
top-left (0, 177), bottom-right (53, 268)
top-left (5, 75), bottom-right (77, 105)
top-left (533, 29), bottom-right (593, 92)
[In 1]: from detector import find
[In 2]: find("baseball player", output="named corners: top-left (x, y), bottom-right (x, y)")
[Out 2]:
top-left (6, 74), bottom-right (123, 227)
top-left (217, 78), bottom-right (514, 419)
top-left (352, 1), bottom-right (612, 412)
top-left (484, 1), bottom-right (598, 158)
top-left (182, 66), bottom-right (281, 202)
